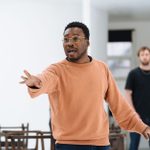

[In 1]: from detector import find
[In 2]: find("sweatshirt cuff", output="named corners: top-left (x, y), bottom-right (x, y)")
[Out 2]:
top-left (27, 87), bottom-right (41, 98)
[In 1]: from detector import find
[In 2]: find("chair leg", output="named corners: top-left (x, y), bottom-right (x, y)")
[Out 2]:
top-left (41, 138), bottom-right (45, 150)
top-left (51, 138), bottom-right (55, 150)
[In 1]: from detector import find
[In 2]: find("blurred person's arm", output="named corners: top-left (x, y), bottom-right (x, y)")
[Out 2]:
top-left (125, 89), bottom-right (135, 110)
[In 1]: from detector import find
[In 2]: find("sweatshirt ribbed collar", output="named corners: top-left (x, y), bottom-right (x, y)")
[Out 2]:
top-left (62, 56), bottom-right (94, 67)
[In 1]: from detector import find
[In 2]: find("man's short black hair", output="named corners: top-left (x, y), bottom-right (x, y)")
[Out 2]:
top-left (64, 21), bottom-right (90, 40)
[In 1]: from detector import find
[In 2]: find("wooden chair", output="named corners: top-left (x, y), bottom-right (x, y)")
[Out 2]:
top-left (49, 119), bottom-right (55, 150)
top-left (0, 124), bottom-right (53, 150)
top-left (109, 124), bottom-right (126, 150)
top-left (4, 130), bottom-right (52, 150)
top-left (0, 123), bottom-right (29, 150)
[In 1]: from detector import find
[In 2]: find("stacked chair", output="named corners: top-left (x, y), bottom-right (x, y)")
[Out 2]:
top-left (0, 123), bottom-right (53, 150)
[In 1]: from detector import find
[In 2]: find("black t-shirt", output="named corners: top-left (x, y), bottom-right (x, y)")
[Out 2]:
top-left (125, 67), bottom-right (150, 119)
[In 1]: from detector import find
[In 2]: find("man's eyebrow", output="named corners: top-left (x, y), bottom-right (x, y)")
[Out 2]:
top-left (64, 34), bottom-right (80, 37)
top-left (73, 34), bottom-right (80, 35)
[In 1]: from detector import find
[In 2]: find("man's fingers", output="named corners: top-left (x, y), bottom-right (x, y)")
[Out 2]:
top-left (20, 70), bottom-right (41, 88)
top-left (24, 70), bottom-right (31, 78)
top-left (144, 134), bottom-right (150, 140)
top-left (143, 127), bottom-right (150, 139)
top-left (19, 80), bottom-right (26, 84)
top-left (21, 76), bottom-right (28, 80)
top-left (19, 76), bottom-right (28, 84)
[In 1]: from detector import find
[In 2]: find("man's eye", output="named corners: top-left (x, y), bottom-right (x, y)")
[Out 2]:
top-left (72, 37), bottom-right (79, 42)
top-left (64, 38), bottom-right (69, 43)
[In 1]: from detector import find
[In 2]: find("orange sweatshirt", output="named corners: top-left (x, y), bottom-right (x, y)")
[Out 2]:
top-left (28, 58), bottom-right (147, 146)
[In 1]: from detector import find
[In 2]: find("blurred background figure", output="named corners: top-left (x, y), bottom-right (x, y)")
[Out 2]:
top-left (125, 46), bottom-right (150, 150)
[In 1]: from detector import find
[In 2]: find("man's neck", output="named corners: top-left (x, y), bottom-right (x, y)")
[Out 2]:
top-left (140, 64), bottom-right (150, 71)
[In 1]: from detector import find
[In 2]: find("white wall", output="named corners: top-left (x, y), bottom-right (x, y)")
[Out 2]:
top-left (0, 0), bottom-right (82, 130)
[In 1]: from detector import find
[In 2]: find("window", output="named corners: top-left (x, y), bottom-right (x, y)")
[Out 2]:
top-left (107, 30), bottom-right (133, 92)
top-left (107, 42), bottom-right (132, 79)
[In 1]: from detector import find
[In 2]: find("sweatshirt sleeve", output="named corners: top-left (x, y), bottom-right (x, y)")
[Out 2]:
top-left (28, 65), bottom-right (59, 98)
top-left (105, 66), bottom-right (147, 134)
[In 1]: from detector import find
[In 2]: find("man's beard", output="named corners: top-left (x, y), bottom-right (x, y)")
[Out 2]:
top-left (67, 50), bottom-right (87, 62)
top-left (141, 61), bottom-right (150, 66)
top-left (67, 57), bottom-right (80, 62)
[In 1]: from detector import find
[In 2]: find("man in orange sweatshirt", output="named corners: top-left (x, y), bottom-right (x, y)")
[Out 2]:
top-left (20, 21), bottom-right (150, 150)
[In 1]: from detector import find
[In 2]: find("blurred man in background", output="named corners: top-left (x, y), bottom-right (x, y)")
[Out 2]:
top-left (125, 46), bottom-right (150, 150)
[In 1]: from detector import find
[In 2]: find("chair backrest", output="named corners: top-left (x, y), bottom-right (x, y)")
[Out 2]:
top-left (0, 123), bottom-right (29, 131)
top-left (0, 124), bottom-right (53, 150)
top-left (0, 123), bottom-right (29, 149)
top-left (4, 130), bottom-right (52, 150)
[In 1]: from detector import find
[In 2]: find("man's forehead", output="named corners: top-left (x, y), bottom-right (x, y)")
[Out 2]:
top-left (64, 27), bottom-right (84, 36)
top-left (139, 50), bottom-right (150, 56)
top-left (141, 49), bottom-right (150, 53)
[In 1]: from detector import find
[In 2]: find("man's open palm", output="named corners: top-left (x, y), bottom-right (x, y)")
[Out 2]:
top-left (20, 70), bottom-right (41, 88)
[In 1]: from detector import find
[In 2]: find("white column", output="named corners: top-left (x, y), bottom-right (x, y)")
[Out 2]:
top-left (90, 6), bottom-right (108, 61)
top-left (82, 0), bottom-right (108, 61)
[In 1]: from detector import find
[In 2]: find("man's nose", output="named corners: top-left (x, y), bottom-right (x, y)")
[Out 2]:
top-left (67, 41), bottom-right (74, 47)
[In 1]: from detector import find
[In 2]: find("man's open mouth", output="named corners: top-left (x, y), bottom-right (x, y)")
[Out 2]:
top-left (67, 50), bottom-right (77, 54)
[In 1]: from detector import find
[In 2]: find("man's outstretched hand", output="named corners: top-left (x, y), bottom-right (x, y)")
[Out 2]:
top-left (20, 70), bottom-right (42, 89)
top-left (143, 126), bottom-right (150, 140)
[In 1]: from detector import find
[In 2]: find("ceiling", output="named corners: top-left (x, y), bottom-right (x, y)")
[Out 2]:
top-left (1, 0), bottom-right (150, 22)
top-left (92, 0), bottom-right (150, 22)
top-left (60, 0), bottom-right (150, 22)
